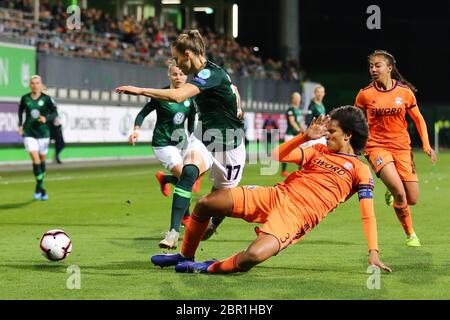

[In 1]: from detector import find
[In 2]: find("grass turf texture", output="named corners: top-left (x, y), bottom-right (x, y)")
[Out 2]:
top-left (0, 152), bottom-right (449, 299)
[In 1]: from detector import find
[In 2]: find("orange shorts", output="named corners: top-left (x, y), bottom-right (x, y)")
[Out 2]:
top-left (365, 148), bottom-right (418, 182)
top-left (230, 186), bottom-right (312, 252)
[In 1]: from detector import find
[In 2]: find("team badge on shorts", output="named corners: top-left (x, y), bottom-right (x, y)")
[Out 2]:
top-left (245, 185), bottom-right (257, 190)
top-left (376, 156), bottom-right (383, 166)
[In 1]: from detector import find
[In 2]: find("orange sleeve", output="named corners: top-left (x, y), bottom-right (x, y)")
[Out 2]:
top-left (355, 164), bottom-right (378, 251)
top-left (354, 90), bottom-right (366, 109)
top-left (407, 106), bottom-right (432, 153)
top-left (359, 198), bottom-right (378, 251)
top-left (271, 133), bottom-right (307, 164)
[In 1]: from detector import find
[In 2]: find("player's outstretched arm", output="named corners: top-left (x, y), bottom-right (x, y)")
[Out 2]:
top-left (115, 84), bottom-right (200, 103)
top-left (359, 197), bottom-right (392, 272)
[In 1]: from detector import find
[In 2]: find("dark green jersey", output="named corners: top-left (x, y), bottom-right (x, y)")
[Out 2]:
top-left (18, 93), bottom-right (57, 138)
top-left (306, 100), bottom-right (326, 126)
top-left (188, 60), bottom-right (244, 149)
top-left (285, 106), bottom-right (303, 135)
top-left (135, 97), bottom-right (195, 147)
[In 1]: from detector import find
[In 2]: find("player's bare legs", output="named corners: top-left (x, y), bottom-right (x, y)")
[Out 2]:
top-left (379, 163), bottom-right (420, 245)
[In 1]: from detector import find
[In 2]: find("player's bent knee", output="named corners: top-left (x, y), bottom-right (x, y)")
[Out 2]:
top-left (407, 197), bottom-right (418, 206)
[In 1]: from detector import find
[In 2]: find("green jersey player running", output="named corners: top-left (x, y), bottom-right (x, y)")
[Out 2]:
top-left (116, 29), bottom-right (245, 250)
top-left (128, 62), bottom-right (201, 247)
top-left (18, 75), bottom-right (58, 200)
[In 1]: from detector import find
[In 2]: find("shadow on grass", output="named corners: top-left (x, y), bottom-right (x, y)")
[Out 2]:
top-left (0, 200), bottom-right (34, 210)
top-left (1, 263), bottom-right (68, 272)
top-left (0, 222), bottom-right (128, 227)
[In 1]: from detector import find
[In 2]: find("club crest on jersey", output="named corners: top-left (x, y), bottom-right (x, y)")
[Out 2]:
top-left (376, 156), bottom-right (383, 166)
top-left (184, 100), bottom-right (191, 107)
top-left (173, 112), bottom-right (185, 125)
top-left (198, 69), bottom-right (211, 79)
top-left (38, 100), bottom-right (44, 106)
top-left (395, 97), bottom-right (403, 105)
top-left (343, 162), bottom-right (353, 170)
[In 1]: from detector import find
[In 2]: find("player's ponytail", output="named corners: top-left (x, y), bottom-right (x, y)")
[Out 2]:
top-left (172, 29), bottom-right (206, 57)
top-left (368, 50), bottom-right (417, 93)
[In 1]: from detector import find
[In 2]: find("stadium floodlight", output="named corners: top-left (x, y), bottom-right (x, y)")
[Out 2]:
top-left (232, 4), bottom-right (238, 38)
top-left (161, 0), bottom-right (181, 4)
top-left (193, 7), bottom-right (214, 14)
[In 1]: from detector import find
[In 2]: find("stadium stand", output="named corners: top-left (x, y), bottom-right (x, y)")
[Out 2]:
top-left (0, 0), bottom-right (301, 81)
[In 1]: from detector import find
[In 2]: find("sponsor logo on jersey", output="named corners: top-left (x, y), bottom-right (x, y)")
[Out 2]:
top-left (370, 107), bottom-right (402, 116)
top-left (313, 158), bottom-right (347, 175)
top-left (30, 109), bottom-right (41, 119)
top-left (198, 69), bottom-right (211, 79)
top-left (173, 112), bottom-right (185, 125)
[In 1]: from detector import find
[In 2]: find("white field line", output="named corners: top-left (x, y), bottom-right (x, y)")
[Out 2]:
top-left (0, 170), bottom-right (151, 185)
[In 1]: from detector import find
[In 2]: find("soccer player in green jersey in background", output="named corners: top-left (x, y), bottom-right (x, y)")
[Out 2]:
top-left (18, 75), bottom-right (58, 200)
top-left (116, 30), bottom-right (245, 249)
top-left (302, 84), bottom-right (327, 148)
top-left (281, 92), bottom-right (304, 176)
top-left (128, 62), bottom-right (202, 248)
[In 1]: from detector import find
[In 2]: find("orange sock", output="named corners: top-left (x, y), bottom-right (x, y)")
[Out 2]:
top-left (181, 213), bottom-right (209, 258)
top-left (208, 252), bottom-right (243, 274)
top-left (393, 203), bottom-right (414, 236)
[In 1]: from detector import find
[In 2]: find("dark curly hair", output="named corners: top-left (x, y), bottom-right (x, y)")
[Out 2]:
top-left (329, 106), bottom-right (368, 155)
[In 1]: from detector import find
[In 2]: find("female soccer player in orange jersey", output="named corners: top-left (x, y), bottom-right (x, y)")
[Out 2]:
top-left (354, 50), bottom-right (437, 247)
top-left (151, 106), bottom-right (392, 274)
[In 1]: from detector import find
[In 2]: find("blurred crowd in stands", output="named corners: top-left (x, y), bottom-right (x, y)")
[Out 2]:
top-left (0, 0), bottom-right (301, 81)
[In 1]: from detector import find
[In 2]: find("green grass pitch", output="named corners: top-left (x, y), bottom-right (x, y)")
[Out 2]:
top-left (1, 152), bottom-right (449, 299)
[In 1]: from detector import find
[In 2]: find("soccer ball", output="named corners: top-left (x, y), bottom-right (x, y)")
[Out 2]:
top-left (39, 229), bottom-right (72, 261)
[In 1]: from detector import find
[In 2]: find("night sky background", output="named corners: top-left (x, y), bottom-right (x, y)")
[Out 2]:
top-left (236, 0), bottom-right (450, 103)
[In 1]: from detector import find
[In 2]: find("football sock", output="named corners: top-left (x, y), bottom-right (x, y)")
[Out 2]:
top-left (181, 212), bottom-right (209, 258)
top-left (170, 165), bottom-right (199, 232)
top-left (212, 216), bottom-right (225, 227)
top-left (162, 175), bottom-right (178, 185)
top-left (208, 252), bottom-right (243, 274)
top-left (394, 203), bottom-right (414, 236)
top-left (33, 163), bottom-right (44, 192)
top-left (40, 161), bottom-right (46, 176)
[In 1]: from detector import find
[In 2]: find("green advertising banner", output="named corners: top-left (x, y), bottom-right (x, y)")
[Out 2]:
top-left (0, 42), bottom-right (36, 101)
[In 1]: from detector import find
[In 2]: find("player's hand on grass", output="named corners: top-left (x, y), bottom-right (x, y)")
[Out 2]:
top-left (368, 249), bottom-right (392, 273)
top-left (115, 85), bottom-right (142, 96)
top-left (424, 147), bottom-right (437, 164)
top-left (305, 115), bottom-right (330, 140)
top-left (38, 116), bottom-right (47, 124)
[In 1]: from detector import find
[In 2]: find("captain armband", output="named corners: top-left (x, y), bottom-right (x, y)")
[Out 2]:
top-left (357, 186), bottom-right (373, 200)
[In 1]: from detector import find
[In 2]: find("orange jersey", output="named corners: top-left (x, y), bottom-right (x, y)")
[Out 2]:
top-left (355, 81), bottom-right (418, 150)
top-left (275, 144), bottom-right (374, 232)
